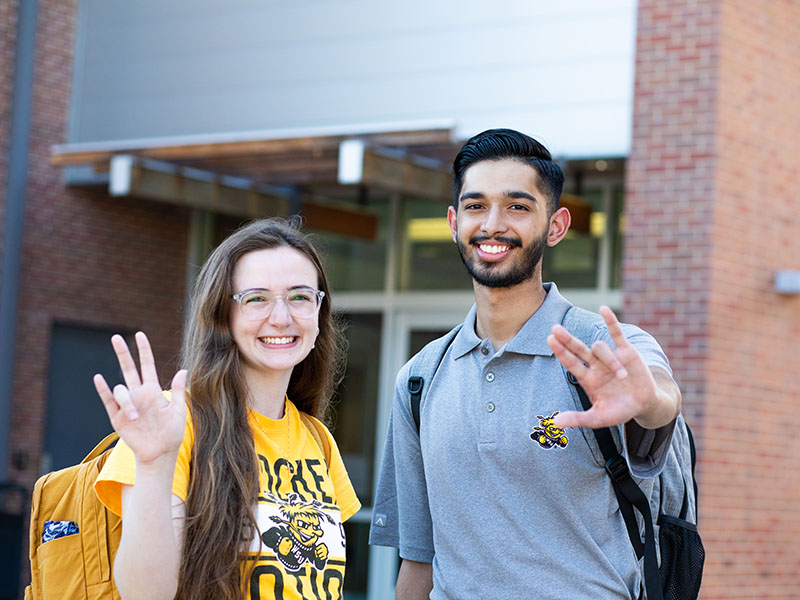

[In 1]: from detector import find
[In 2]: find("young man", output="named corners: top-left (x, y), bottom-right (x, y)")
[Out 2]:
top-left (369, 129), bottom-right (681, 599)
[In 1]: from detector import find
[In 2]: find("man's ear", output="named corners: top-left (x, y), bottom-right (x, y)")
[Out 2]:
top-left (447, 205), bottom-right (458, 242)
top-left (547, 207), bottom-right (571, 247)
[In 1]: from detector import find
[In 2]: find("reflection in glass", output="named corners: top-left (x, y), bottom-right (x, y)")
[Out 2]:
top-left (544, 189), bottom-right (604, 288)
top-left (308, 196), bottom-right (389, 291)
top-left (397, 197), bottom-right (472, 291)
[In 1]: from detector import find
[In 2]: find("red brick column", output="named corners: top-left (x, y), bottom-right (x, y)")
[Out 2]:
top-left (8, 0), bottom-right (190, 490)
top-left (627, 1), bottom-right (800, 597)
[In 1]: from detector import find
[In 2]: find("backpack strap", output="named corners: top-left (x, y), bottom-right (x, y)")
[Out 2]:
top-left (408, 324), bottom-right (463, 433)
top-left (561, 305), bottom-right (663, 600)
top-left (83, 432), bottom-right (119, 463)
top-left (299, 412), bottom-right (332, 465)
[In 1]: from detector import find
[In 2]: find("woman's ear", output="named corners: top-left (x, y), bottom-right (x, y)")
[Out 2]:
top-left (547, 207), bottom-right (571, 247)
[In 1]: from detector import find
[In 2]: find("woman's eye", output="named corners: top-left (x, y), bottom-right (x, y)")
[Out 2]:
top-left (245, 294), bottom-right (268, 304)
top-left (289, 292), bottom-right (313, 303)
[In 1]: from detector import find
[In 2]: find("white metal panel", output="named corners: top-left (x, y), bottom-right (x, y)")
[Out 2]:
top-left (71, 0), bottom-right (636, 157)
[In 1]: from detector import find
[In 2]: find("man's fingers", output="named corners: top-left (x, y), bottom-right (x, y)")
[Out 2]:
top-left (600, 306), bottom-right (630, 349)
top-left (94, 374), bottom-right (119, 419)
top-left (552, 407), bottom-right (619, 430)
top-left (111, 334), bottom-right (142, 389)
top-left (547, 333), bottom-right (589, 380)
top-left (113, 384), bottom-right (139, 421)
top-left (135, 332), bottom-right (160, 384)
top-left (551, 410), bottom-right (583, 429)
top-left (591, 341), bottom-right (628, 380)
top-left (550, 325), bottom-right (593, 364)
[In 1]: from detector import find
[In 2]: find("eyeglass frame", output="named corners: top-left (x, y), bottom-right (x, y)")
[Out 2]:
top-left (231, 287), bottom-right (326, 320)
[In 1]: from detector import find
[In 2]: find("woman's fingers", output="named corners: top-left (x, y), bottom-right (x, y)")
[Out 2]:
top-left (170, 370), bottom-right (188, 420)
top-left (111, 334), bottom-right (142, 389)
top-left (135, 332), bottom-right (160, 385)
top-left (94, 374), bottom-right (119, 419)
top-left (113, 383), bottom-right (139, 421)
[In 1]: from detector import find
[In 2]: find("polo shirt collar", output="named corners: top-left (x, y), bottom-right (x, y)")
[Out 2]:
top-left (451, 282), bottom-right (573, 359)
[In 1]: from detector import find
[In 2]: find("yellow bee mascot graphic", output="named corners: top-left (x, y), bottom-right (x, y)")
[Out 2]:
top-left (531, 412), bottom-right (569, 449)
top-left (262, 493), bottom-right (334, 571)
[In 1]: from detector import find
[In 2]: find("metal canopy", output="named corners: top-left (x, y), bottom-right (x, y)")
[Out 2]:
top-left (51, 123), bottom-right (459, 187)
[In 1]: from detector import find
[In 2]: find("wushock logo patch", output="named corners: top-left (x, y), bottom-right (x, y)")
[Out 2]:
top-left (530, 412), bottom-right (569, 449)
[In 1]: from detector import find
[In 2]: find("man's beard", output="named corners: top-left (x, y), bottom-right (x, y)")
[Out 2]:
top-left (456, 230), bottom-right (548, 288)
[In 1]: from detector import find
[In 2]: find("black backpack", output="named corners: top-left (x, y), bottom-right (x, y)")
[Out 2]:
top-left (406, 306), bottom-right (705, 600)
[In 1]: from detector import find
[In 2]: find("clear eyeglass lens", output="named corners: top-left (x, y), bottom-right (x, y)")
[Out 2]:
top-left (239, 289), bottom-right (320, 319)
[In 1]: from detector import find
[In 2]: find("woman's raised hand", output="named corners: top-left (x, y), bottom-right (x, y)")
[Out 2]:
top-left (94, 332), bottom-right (187, 466)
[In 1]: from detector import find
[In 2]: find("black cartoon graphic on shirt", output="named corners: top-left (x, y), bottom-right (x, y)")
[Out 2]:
top-left (531, 412), bottom-right (569, 449)
top-left (262, 493), bottom-right (335, 572)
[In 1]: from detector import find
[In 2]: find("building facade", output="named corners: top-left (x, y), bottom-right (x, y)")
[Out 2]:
top-left (1, 0), bottom-right (798, 598)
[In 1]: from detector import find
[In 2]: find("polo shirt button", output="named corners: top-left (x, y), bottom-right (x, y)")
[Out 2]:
top-left (481, 347), bottom-right (489, 355)
top-left (486, 402), bottom-right (495, 412)
top-left (486, 373), bottom-right (495, 382)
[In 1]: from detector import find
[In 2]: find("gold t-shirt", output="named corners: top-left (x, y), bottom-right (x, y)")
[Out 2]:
top-left (96, 396), bottom-right (361, 600)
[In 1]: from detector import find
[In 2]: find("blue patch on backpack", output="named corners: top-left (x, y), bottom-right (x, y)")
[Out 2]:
top-left (42, 520), bottom-right (79, 543)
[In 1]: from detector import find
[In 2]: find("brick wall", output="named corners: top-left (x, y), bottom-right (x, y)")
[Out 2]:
top-left (7, 0), bottom-right (190, 492)
top-left (626, 1), bottom-right (800, 597)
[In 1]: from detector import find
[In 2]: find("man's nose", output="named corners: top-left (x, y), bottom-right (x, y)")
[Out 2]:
top-left (481, 205), bottom-right (507, 236)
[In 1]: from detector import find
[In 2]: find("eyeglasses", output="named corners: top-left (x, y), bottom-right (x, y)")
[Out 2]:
top-left (231, 287), bottom-right (325, 320)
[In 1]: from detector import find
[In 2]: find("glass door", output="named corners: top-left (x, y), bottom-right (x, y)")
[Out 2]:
top-left (365, 307), bottom-right (467, 599)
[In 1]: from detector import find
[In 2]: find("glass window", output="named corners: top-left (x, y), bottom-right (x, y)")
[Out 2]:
top-left (610, 185), bottom-right (624, 290)
top-left (396, 197), bottom-right (472, 291)
top-left (329, 312), bottom-right (381, 505)
top-left (342, 521), bottom-right (370, 600)
top-left (307, 196), bottom-right (390, 292)
top-left (543, 189), bottom-right (604, 288)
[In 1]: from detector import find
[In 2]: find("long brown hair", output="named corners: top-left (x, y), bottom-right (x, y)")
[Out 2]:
top-left (177, 217), bottom-right (345, 599)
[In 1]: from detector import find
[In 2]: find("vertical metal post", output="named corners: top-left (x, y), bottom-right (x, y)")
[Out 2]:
top-left (0, 0), bottom-right (39, 480)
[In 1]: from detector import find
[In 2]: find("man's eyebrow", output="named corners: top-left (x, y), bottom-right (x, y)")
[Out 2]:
top-left (458, 190), bottom-right (538, 203)
top-left (458, 191), bottom-right (485, 203)
top-left (506, 190), bottom-right (538, 202)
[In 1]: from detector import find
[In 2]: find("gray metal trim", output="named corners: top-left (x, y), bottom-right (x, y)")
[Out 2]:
top-left (0, 0), bottom-right (38, 480)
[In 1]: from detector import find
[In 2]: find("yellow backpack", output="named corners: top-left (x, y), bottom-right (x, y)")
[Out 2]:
top-left (25, 432), bottom-right (121, 600)
top-left (25, 413), bottom-right (331, 599)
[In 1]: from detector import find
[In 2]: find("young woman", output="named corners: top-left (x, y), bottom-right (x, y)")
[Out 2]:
top-left (93, 218), bottom-right (360, 600)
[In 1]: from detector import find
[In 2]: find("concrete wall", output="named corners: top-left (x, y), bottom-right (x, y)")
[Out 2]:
top-left (68, 0), bottom-right (637, 157)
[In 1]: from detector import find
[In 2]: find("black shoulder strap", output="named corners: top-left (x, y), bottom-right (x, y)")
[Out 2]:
top-left (408, 324), bottom-right (462, 432)
top-left (561, 306), bottom-right (663, 600)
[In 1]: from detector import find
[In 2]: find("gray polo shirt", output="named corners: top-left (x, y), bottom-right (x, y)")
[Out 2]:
top-left (370, 283), bottom-right (675, 599)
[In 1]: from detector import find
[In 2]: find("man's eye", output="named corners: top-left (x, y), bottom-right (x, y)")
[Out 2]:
top-left (510, 203), bottom-right (530, 211)
top-left (464, 203), bottom-right (483, 210)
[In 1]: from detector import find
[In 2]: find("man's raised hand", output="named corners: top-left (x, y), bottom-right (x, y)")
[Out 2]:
top-left (546, 306), bottom-right (665, 430)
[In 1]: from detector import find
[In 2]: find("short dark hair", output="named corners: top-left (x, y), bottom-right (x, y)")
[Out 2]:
top-left (452, 128), bottom-right (565, 213)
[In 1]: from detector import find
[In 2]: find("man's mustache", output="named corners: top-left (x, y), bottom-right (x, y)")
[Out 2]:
top-left (467, 235), bottom-right (523, 248)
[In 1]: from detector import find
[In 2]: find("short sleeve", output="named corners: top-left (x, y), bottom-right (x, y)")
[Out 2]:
top-left (94, 390), bottom-right (193, 516)
top-left (312, 417), bottom-right (361, 522)
top-left (368, 361), bottom-right (435, 563)
top-left (596, 323), bottom-right (677, 477)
